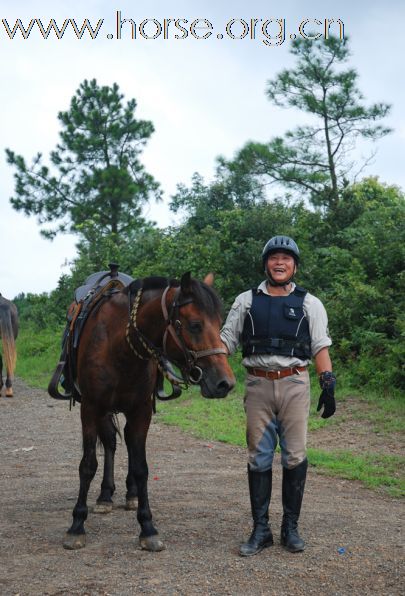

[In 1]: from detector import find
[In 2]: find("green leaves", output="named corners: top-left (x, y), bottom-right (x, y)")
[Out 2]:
top-left (6, 79), bottom-right (160, 244)
top-left (229, 36), bottom-right (392, 210)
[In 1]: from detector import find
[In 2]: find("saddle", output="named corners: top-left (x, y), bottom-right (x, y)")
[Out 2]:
top-left (48, 263), bottom-right (133, 405)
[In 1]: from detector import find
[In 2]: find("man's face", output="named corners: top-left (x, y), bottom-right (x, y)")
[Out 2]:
top-left (266, 251), bottom-right (296, 284)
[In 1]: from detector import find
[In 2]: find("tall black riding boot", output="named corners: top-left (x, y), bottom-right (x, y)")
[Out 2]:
top-left (239, 466), bottom-right (273, 556)
top-left (280, 458), bottom-right (308, 552)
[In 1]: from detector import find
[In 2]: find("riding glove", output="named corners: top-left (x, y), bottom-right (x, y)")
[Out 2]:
top-left (317, 371), bottom-right (336, 419)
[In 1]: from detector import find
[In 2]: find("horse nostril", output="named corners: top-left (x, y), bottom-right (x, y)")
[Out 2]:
top-left (216, 379), bottom-right (232, 394)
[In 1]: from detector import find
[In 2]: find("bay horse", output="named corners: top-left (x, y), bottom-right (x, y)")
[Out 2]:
top-left (0, 294), bottom-right (19, 397)
top-left (62, 272), bottom-right (235, 551)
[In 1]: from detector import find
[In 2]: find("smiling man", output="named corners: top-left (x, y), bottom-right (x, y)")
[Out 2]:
top-left (220, 235), bottom-right (336, 556)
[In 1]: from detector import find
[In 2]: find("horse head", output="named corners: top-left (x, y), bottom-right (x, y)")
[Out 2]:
top-left (164, 272), bottom-right (235, 398)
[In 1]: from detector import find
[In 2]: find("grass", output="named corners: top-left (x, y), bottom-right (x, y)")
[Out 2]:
top-left (15, 324), bottom-right (65, 389)
top-left (155, 386), bottom-right (246, 446)
top-left (307, 449), bottom-right (405, 498)
top-left (13, 327), bottom-right (405, 497)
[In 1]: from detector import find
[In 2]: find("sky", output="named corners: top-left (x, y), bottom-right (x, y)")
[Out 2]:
top-left (1, 0), bottom-right (404, 298)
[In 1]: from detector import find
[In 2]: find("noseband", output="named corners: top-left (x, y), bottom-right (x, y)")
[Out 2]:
top-left (126, 285), bottom-right (227, 389)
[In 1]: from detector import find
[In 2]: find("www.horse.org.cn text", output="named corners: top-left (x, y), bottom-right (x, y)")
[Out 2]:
top-left (1, 14), bottom-right (345, 45)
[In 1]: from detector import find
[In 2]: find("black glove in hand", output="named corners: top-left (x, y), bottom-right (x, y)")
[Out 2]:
top-left (317, 371), bottom-right (336, 419)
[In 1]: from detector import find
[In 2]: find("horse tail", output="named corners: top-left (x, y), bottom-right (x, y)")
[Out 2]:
top-left (0, 306), bottom-right (17, 377)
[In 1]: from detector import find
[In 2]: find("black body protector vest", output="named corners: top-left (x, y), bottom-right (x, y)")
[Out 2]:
top-left (241, 286), bottom-right (312, 360)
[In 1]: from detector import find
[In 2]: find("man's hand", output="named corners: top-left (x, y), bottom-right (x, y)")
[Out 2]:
top-left (317, 371), bottom-right (336, 419)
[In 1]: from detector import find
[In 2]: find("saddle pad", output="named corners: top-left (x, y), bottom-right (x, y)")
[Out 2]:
top-left (74, 270), bottom-right (134, 303)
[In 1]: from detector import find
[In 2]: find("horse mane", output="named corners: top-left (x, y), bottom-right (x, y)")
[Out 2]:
top-left (183, 277), bottom-right (223, 319)
top-left (128, 276), bottom-right (223, 319)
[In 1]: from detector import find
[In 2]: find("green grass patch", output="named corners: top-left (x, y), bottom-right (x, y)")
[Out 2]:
top-left (308, 449), bottom-right (405, 498)
top-left (15, 323), bottom-right (64, 389)
top-left (155, 385), bottom-right (246, 446)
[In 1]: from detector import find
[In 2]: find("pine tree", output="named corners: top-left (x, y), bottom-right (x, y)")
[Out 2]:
top-left (227, 37), bottom-right (391, 209)
top-left (6, 79), bottom-right (160, 242)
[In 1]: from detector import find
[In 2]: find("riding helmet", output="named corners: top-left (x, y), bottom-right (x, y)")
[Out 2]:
top-left (262, 235), bottom-right (300, 268)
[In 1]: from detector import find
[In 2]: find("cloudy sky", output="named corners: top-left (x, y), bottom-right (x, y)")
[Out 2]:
top-left (1, 0), bottom-right (404, 297)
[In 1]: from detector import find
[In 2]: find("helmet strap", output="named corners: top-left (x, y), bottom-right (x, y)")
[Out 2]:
top-left (266, 273), bottom-right (294, 287)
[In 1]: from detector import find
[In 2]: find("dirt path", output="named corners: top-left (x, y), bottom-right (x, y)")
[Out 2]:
top-left (0, 379), bottom-right (403, 596)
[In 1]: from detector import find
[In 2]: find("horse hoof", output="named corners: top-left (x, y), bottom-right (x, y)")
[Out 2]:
top-left (139, 535), bottom-right (165, 552)
top-left (93, 501), bottom-right (113, 514)
top-left (63, 533), bottom-right (86, 550)
top-left (5, 389), bottom-right (13, 398)
top-left (125, 498), bottom-right (137, 511)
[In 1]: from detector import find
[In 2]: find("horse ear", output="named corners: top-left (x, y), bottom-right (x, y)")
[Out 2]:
top-left (203, 272), bottom-right (214, 286)
top-left (180, 271), bottom-right (192, 293)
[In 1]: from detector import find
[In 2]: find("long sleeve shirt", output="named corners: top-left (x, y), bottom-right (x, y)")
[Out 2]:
top-left (220, 281), bottom-right (332, 370)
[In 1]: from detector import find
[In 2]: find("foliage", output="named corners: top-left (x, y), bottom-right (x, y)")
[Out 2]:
top-left (302, 179), bottom-right (405, 390)
top-left (6, 79), bottom-right (160, 242)
top-left (67, 221), bottom-right (161, 292)
top-left (13, 271), bottom-right (76, 331)
top-left (15, 322), bottom-right (65, 389)
top-left (223, 36), bottom-right (391, 210)
top-left (169, 169), bottom-right (265, 231)
top-left (27, 176), bottom-right (400, 392)
top-left (13, 292), bottom-right (62, 330)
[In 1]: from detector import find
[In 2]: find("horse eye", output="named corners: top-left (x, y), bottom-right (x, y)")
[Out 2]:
top-left (188, 321), bottom-right (203, 334)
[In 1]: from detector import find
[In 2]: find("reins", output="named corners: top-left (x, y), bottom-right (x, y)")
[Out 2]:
top-left (125, 284), bottom-right (227, 392)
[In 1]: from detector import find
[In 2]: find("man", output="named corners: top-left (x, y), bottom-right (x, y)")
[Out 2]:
top-left (220, 235), bottom-right (336, 556)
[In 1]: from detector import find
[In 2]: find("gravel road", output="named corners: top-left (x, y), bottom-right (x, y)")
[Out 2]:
top-left (0, 379), bottom-right (403, 595)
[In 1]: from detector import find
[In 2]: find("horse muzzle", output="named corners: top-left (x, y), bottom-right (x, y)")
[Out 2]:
top-left (200, 371), bottom-right (235, 399)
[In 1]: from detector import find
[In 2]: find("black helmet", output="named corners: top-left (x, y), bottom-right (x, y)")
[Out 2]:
top-left (262, 235), bottom-right (300, 266)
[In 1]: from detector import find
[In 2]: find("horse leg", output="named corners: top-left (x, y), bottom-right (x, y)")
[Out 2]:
top-left (63, 405), bottom-right (98, 550)
top-left (124, 422), bottom-right (138, 510)
top-left (4, 347), bottom-right (13, 397)
top-left (94, 413), bottom-right (117, 514)
top-left (125, 412), bottom-right (164, 551)
top-left (0, 353), bottom-right (3, 396)
top-left (5, 373), bottom-right (13, 398)
top-left (0, 314), bottom-right (17, 397)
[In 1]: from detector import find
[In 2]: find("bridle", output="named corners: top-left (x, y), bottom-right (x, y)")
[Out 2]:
top-left (126, 284), bottom-right (227, 390)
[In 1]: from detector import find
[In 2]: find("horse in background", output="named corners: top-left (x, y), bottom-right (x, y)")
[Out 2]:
top-left (0, 294), bottom-right (19, 397)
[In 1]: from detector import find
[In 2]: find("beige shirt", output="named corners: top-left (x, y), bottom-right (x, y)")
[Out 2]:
top-left (220, 281), bottom-right (332, 370)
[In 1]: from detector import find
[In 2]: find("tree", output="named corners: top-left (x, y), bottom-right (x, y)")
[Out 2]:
top-left (226, 37), bottom-right (391, 210)
top-left (169, 167), bottom-right (266, 232)
top-left (299, 178), bottom-right (404, 390)
top-left (6, 79), bottom-right (161, 242)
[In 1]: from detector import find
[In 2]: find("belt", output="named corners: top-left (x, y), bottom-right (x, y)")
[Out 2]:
top-left (246, 366), bottom-right (307, 380)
